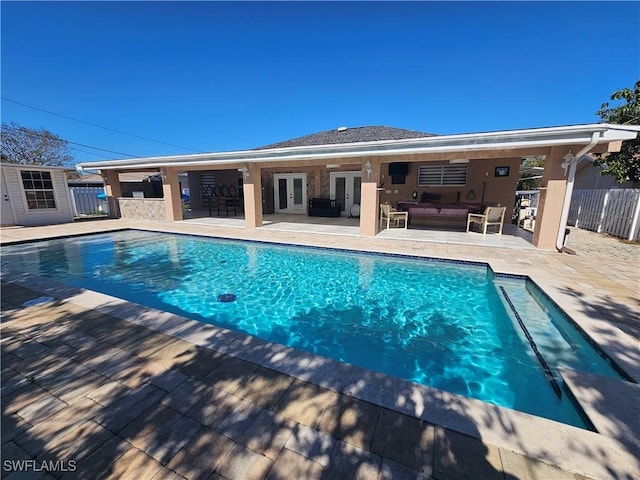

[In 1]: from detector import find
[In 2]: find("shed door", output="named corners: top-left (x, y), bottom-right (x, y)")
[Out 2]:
top-left (0, 169), bottom-right (15, 226)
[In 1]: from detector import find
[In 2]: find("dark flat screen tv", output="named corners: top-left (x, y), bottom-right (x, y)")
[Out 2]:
top-left (388, 162), bottom-right (409, 175)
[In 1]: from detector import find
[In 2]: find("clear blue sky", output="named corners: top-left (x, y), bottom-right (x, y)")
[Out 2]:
top-left (2, 1), bottom-right (639, 163)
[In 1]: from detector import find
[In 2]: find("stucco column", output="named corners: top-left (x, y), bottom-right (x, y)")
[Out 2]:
top-left (532, 147), bottom-right (571, 249)
top-left (243, 164), bottom-right (263, 228)
top-left (359, 157), bottom-right (381, 237)
top-left (102, 170), bottom-right (122, 218)
top-left (313, 167), bottom-right (322, 197)
top-left (103, 170), bottom-right (122, 197)
top-left (162, 168), bottom-right (183, 221)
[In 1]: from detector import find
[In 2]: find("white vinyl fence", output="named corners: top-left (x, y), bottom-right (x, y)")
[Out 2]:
top-left (568, 188), bottom-right (640, 241)
top-left (70, 187), bottom-right (109, 216)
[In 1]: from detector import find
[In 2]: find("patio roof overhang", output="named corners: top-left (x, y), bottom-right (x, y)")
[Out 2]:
top-left (76, 123), bottom-right (640, 172)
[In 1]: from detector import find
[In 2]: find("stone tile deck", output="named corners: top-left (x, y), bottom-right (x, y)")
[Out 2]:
top-left (1, 219), bottom-right (638, 479)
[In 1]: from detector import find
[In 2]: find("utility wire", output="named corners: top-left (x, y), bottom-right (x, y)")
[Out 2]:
top-left (2, 97), bottom-right (202, 152)
top-left (65, 139), bottom-right (137, 158)
top-left (70, 147), bottom-right (115, 160)
top-left (2, 123), bottom-right (138, 158)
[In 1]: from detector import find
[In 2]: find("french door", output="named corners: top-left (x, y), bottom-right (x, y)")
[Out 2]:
top-left (330, 172), bottom-right (362, 217)
top-left (273, 173), bottom-right (307, 214)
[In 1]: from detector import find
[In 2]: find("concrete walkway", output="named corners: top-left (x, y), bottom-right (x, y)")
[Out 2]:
top-left (1, 219), bottom-right (638, 479)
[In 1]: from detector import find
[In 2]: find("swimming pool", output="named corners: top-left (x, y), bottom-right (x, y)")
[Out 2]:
top-left (1, 230), bottom-right (625, 427)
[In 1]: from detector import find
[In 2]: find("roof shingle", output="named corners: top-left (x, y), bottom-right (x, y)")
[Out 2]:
top-left (256, 125), bottom-right (435, 150)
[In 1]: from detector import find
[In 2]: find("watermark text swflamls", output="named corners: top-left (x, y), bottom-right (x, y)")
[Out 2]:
top-left (3, 459), bottom-right (77, 473)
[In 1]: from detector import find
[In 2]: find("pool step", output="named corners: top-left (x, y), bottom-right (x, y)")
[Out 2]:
top-left (495, 278), bottom-right (626, 384)
top-left (498, 286), bottom-right (562, 397)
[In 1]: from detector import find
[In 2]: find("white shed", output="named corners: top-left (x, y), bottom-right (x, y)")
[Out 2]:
top-left (1, 163), bottom-right (75, 226)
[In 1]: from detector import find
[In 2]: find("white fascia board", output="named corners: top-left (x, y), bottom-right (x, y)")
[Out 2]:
top-left (75, 123), bottom-right (640, 171)
top-left (76, 136), bottom-right (602, 171)
top-left (599, 127), bottom-right (640, 141)
top-left (0, 162), bottom-right (74, 171)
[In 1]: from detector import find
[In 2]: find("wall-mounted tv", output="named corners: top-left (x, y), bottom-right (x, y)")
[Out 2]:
top-left (388, 162), bottom-right (409, 175)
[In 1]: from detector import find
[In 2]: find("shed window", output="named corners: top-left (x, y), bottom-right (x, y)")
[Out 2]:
top-left (21, 171), bottom-right (57, 209)
top-left (417, 165), bottom-right (468, 186)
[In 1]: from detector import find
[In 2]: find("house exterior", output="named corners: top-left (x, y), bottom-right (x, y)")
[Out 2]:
top-left (75, 123), bottom-right (640, 250)
top-left (574, 156), bottom-right (640, 190)
top-left (1, 163), bottom-right (75, 226)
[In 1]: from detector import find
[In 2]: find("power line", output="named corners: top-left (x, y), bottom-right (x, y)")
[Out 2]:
top-left (2, 97), bottom-right (202, 152)
top-left (66, 139), bottom-right (137, 157)
top-left (70, 147), bottom-right (114, 160)
top-left (2, 123), bottom-right (138, 158)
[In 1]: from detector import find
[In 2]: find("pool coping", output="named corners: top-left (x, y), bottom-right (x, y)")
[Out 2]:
top-left (2, 264), bottom-right (638, 480)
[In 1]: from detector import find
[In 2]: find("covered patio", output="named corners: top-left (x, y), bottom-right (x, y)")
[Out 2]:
top-left (76, 123), bottom-right (640, 251)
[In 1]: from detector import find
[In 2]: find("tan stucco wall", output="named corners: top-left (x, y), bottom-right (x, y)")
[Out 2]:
top-left (243, 164), bottom-right (263, 228)
top-left (162, 169), bottom-right (183, 221)
top-left (532, 147), bottom-right (571, 250)
top-left (360, 157), bottom-right (381, 236)
top-left (376, 157), bottom-right (521, 211)
top-left (104, 170), bottom-right (122, 198)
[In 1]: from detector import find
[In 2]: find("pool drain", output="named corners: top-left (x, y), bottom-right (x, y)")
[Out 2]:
top-left (22, 296), bottom-right (55, 307)
top-left (217, 293), bottom-right (237, 303)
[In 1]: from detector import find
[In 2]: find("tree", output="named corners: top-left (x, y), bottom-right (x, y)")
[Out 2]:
top-left (518, 156), bottom-right (545, 190)
top-left (594, 80), bottom-right (640, 183)
top-left (1, 122), bottom-right (73, 166)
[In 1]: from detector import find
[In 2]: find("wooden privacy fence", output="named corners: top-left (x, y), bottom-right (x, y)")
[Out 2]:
top-left (568, 188), bottom-right (640, 241)
top-left (70, 187), bottom-right (109, 216)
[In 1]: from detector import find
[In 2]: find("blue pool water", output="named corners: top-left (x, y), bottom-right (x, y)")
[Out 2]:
top-left (1, 230), bottom-right (625, 427)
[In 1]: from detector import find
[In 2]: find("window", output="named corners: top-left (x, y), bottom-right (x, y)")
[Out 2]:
top-left (21, 170), bottom-right (57, 209)
top-left (417, 165), bottom-right (468, 186)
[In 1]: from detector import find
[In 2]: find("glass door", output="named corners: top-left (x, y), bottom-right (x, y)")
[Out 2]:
top-left (330, 172), bottom-right (362, 216)
top-left (273, 173), bottom-right (307, 214)
top-left (291, 176), bottom-right (304, 213)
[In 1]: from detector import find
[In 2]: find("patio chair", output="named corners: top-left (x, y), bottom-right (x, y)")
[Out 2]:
top-left (380, 203), bottom-right (408, 230)
top-left (466, 206), bottom-right (506, 235)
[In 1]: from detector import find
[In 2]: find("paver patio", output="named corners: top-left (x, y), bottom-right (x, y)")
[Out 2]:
top-left (1, 281), bottom-right (585, 480)
top-left (1, 219), bottom-right (638, 479)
